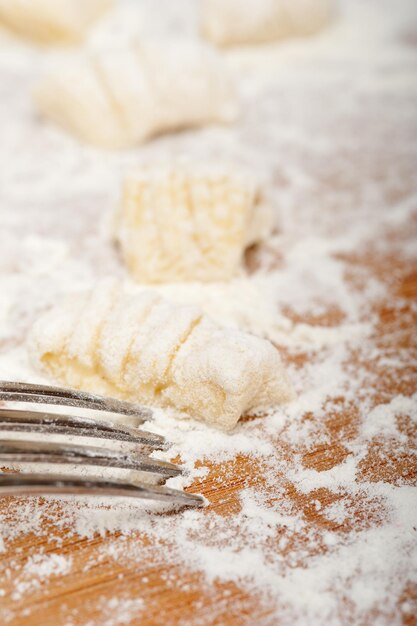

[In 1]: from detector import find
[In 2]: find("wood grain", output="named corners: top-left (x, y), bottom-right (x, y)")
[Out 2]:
top-left (0, 229), bottom-right (416, 626)
top-left (1, 5), bottom-right (417, 625)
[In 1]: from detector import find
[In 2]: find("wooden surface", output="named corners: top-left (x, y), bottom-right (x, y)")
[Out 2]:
top-left (0, 228), bottom-right (416, 626)
top-left (0, 3), bottom-right (417, 625)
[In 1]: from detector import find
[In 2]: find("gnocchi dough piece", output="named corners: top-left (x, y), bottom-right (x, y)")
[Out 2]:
top-left (0, 0), bottom-right (112, 45)
top-left (135, 41), bottom-right (237, 135)
top-left (34, 41), bottom-right (238, 149)
top-left (29, 282), bottom-right (294, 430)
top-left (201, 0), bottom-right (333, 47)
top-left (114, 165), bottom-right (273, 283)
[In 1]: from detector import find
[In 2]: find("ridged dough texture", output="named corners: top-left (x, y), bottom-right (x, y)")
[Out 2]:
top-left (29, 282), bottom-right (294, 430)
top-left (201, 0), bottom-right (333, 46)
top-left (34, 41), bottom-right (238, 149)
top-left (115, 166), bottom-right (273, 283)
top-left (0, 0), bottom-right (112, 44)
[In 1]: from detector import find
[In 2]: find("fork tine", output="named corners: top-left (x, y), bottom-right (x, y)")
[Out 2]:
top-left (0, 473), bottom-right (205, 507)
top-left (0, 381), bottom-right (151, 422)
top-left (0, 408), bottom-right (166, 449)
top-left (0, 381), bottom-right (204, 507)
top-left (0, 440), bottom-right (182, 478)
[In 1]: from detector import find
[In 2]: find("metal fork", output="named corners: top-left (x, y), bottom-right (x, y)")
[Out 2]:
top-left (0, 381), bottom-right (204, 508)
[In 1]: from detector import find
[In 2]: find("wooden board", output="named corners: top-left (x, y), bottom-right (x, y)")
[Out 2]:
top-left (0, 3), bottom-right (417, 625)
top-left (0, 226), bottom-right (416, 626)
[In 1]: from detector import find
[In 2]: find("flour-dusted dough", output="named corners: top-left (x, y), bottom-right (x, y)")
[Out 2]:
top-left (29, 282), bottom-right (294, 430)
top-left (135, 41), bottom-right (237, 136)
top-left (0, 0), bottom-right (112, 44)
top-left (201, 0), bottom-right (333, 47)
top-left (34, 41), bottom-right (238, 149)
top-left (114, 165), bottom-right (273, 283)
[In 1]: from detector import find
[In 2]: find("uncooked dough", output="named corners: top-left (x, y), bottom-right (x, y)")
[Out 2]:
top-left (201, 0), bottom-right (333, 47)
top-left (0, 0), bottom-right (112, 44)
top-left (29, 281), bottom-right (294, 430)
top-left (34, 41), bottom-right (238, 149)
top-left (114, 165), bottom-right (274, 283)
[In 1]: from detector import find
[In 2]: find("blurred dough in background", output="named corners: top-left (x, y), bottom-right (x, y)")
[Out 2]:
top-left (114, 165), bottom-right (275, 284)
top-left (0, 0), bottom-right (112, 45)
top-left (34, 40), bottom-right (238, 149)
top-left (201, 0), bottom-right (334, 47)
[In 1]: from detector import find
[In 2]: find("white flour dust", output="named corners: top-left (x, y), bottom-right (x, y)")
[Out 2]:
top-left (0, 0), bottom-right (416, 625)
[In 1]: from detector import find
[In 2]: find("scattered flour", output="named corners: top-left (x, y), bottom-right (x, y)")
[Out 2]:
top-left (0, 0), bottom-right (416, 625)
top-left (11, 553), bottom-right (73, 600)
top-left (362, 395), bottom-right (417, 442)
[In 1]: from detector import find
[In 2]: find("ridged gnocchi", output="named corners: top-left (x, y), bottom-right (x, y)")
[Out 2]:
top-left (34, 41), bottom-right (238, 149)
top-left (0, 0), bottom-right (112, 44)
top-left (201, 0), bottom-right (333, 47)
top-left (114, 165), bottom-right (274, 283)
top-left (29, 282), bottom-right (294, 430)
